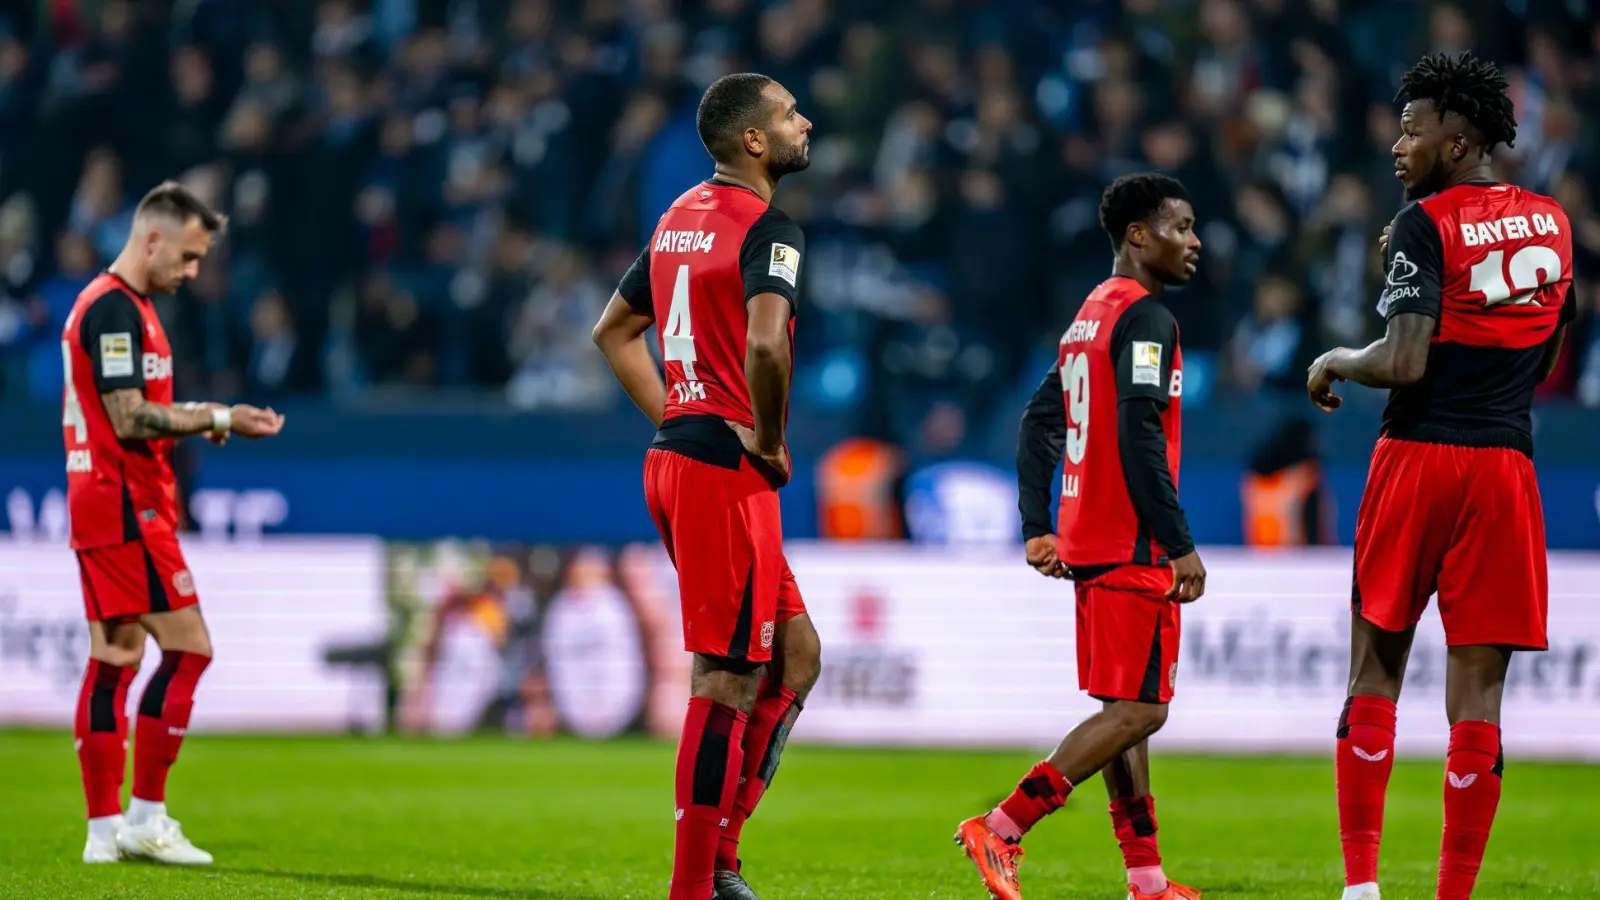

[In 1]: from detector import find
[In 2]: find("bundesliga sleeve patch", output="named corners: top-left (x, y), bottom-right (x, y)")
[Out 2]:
top-left (768, 243), bottom-right (800, 287)
top-left (1131, 341), bottom-right (1162, 386)
top-left (100, 333), bottom-right (134, 378)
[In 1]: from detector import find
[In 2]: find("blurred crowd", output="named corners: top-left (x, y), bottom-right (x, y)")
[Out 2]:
top-left (0, 0), bottom-right (1596, 453)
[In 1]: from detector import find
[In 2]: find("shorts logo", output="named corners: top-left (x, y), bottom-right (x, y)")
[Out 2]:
top-left (1167, 662), bottom-right (1178, 689)
top-left (768, 243), bottom-right (800, 287)
top-left (759, 620), bottom-right (776, 650)
top-left (100, 333), bottom-right (134, 378)
top-left (1132, 341), bottom-right (1162, 386)
top-left (173, 570), bottom-right (196, 597)
top-left (1447, 771), bottom-right (1478, 790)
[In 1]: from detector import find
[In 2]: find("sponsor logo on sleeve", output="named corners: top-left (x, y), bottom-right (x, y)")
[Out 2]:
top-left (1131, 340), bottom-right (1162, 386)
top-left (768, 243), bottom-right (800, 287)
top-left (100, 333), bottom-right (133, 378)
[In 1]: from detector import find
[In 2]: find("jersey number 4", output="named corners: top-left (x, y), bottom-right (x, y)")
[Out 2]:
top-left (1469, 245), bottom-right (1562, 308)
top-left (61, 341), bottom-right (88, 444)
top-left (664, 264), bottom-right (707, 404)
top-left (1061, 352), bottom-right (1090, 466)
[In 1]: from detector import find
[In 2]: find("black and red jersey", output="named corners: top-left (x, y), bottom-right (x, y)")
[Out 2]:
top-left (1380, 182), bottom-right (1575, 455)
top-left (62, 272), bottom-right (180, 549)
top-left (1018, 276), bottom-right (1192, 570)
top-left (616, 179), bottom-right (805, 470)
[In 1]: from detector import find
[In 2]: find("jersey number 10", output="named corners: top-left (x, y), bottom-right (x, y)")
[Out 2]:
top-left (1469, 245), bottom-right (1562, 308)
top-left (665, 264), bottom-right (707, 404)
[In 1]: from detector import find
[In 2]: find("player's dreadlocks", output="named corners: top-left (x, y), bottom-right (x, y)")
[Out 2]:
top-left (1099, 173), bottom-right (1189, 250)
top-left (1396, 51), bottom-right (1518, 152)
top-left (697, 73), bottom-right (776, 164)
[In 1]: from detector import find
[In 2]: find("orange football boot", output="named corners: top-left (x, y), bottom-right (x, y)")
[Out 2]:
top-left (1128, 879), bottom-right (1202, 900)
top-left (954, 815), bottom-right (1024, 900)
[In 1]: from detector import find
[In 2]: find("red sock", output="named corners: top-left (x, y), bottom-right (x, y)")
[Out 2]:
top-left (671, 698), bottom-right (747, 900)
top-left (1111, 794), bottom-right (1163, 868)
top-left (131, 651), bottom-right (210, 803)
top-left (716, 684), bottom-right (801, 871)
top-left (1438, 721), bottom-right (1503, 900)
top-left (987, 759), bottom-right (1072, 842)
top-left (75, 659), bottom-right (135, 819)
top-left (1337, 694), bottom-right (1397, 886)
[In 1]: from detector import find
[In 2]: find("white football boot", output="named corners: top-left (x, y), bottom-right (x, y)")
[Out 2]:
top-left (82, 815), bottom-right (124, 864)
top-left (1340, 884), bottom-right (1380, 900)
top-left (116, 812), bottom-right (214, 865)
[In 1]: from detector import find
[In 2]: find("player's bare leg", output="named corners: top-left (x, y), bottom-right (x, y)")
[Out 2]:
top-left (1436, 645), bottom-right (1512, 900)
top-left (1104, 734), bottom-right (1201, 899)
top-left (116, 606), bottom-right (215, 866)
top-left (957, 700), bottom-right (1169, 900)
top-left (673, 654), bottom-right (761, 900)
top-left (715, 614), bottom-right (822, 900)
top-left (1336, 615), bottom-right (1416, 900)
top-left (77, 619), bottom-right (147, 862)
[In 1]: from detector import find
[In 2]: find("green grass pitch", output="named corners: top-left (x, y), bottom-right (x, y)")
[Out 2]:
top-left (1, 730), bottom-right (1596, 899)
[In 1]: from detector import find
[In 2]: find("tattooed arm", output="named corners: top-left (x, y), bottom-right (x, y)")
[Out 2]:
top-left (101, 390), bottom-right (224, 440)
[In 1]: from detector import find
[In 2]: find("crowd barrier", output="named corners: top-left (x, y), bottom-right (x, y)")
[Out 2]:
top-left (4, 539), bottom-right (1598, 759)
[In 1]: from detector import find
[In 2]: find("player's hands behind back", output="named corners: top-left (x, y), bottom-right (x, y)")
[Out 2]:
top-left (1024, 534), bottom-right (1069, 579)
top-left (228, 404), bottom-right (285, 439)
top-left (725, 420), bottom-right (791, 486)
top-left (1167, 551), bottom-right (1206, 602)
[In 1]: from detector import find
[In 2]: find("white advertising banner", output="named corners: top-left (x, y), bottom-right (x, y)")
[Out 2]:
top-left (783, 545), bottom-right (1600, 760)
top-left (0, 538), bottom-right (388, 732)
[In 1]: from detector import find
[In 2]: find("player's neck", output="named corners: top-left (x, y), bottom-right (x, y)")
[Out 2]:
top-left (1111, 261), bottom-right (1165, 298)
top-left (710, 167), bottom-right (776, 204)
top-left (1446, 165), bottom-right (1497, 189)
top-left (107, 254), bottom-right (151, 296)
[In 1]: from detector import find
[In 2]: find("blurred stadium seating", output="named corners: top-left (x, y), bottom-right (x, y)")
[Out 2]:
top-left (0, 0), bottom-right (1596, 547)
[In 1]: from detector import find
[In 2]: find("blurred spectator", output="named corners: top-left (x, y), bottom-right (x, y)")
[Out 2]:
top-left (0, 0), bottom-right (1587, 451)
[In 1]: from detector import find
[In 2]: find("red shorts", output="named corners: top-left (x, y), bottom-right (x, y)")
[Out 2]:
top-left (644, 448), bottom-right (806, 663)
top-left (1075, 565), bottom-right (1181, 704)
top-left (76, 528), bottom-right (199, 623)
top-left (1354, 438), bottom-right (1548, 649)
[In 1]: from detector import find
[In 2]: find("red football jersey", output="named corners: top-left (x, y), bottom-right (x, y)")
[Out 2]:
top-left (1380, 182), bottom-right (1575, 451)
top-left (62, 273), bottom-right (180, 549)
top-left (618, 180), bottom-right (805, 431)
top-left (1055, 277), bottom-right (1185, 568)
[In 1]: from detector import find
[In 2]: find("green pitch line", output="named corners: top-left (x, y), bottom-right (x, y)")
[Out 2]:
top-left (0, 731), bottom-right (1595, 899)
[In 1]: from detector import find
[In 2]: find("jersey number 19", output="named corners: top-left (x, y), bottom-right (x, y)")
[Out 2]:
top-left (1060, 352), bottom-right (1090, 498)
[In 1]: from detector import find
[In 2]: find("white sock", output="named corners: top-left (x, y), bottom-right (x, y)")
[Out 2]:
top-left (126, 798), bottom-right (165, 826)
top-left (1341, 883), bottom-right (1380, 900)
top-left (87, 815), bottom-right (122, 842)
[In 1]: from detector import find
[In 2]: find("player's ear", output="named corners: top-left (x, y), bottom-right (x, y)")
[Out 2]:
top-left (745, 126), bottom-right (764, 158)
top-left (1125, 221), bottom-right (1144, 250)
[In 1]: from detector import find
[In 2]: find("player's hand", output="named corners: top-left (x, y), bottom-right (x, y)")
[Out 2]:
top-left (1024, 535), bottom-right (1069, 579)
top-left (228, 404), bottom-right (285, 439)
top-left (725, 420), bottom-right (791, 486)
top-left (1167, 551), bottom-right (1206, 603)
top-left (1306, 349), bottom-right (1348, 412)
top-left (1379, 224), bottom-right (1391, 258)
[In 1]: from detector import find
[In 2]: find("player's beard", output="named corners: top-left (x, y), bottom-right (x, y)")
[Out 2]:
top-left (769, 138), bottom-right (810, 178)
top-left (1404, 157), bottom-right (1449, 201)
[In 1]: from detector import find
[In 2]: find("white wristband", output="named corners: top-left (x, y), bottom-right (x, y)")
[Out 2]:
top-left (211, 408), bottom-right (232, 434)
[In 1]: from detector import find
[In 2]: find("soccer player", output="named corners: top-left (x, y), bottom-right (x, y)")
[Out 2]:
top-left (1306, 52), bottom-right (1575, 900)
top-left (66, 182), bottom-right (284, 865)
top-left (955, 173), bottom-right (1205, 900)
top-left (591, 73), bottom-right (823, 900)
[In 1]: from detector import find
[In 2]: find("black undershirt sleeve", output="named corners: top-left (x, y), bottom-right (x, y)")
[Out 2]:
top-left (79, 291), bottom-right (146, 393)
top-left (1110, 299), bottom-right (1193, 559)
top-left (617, 247), bottom-right (653, 316)
top-left (1381, 201), bottom-right (1445, 321)
top-left (1017, 364), bottom-right (1065, 541)
top-left (739, 207), bottom-right (805, 313)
